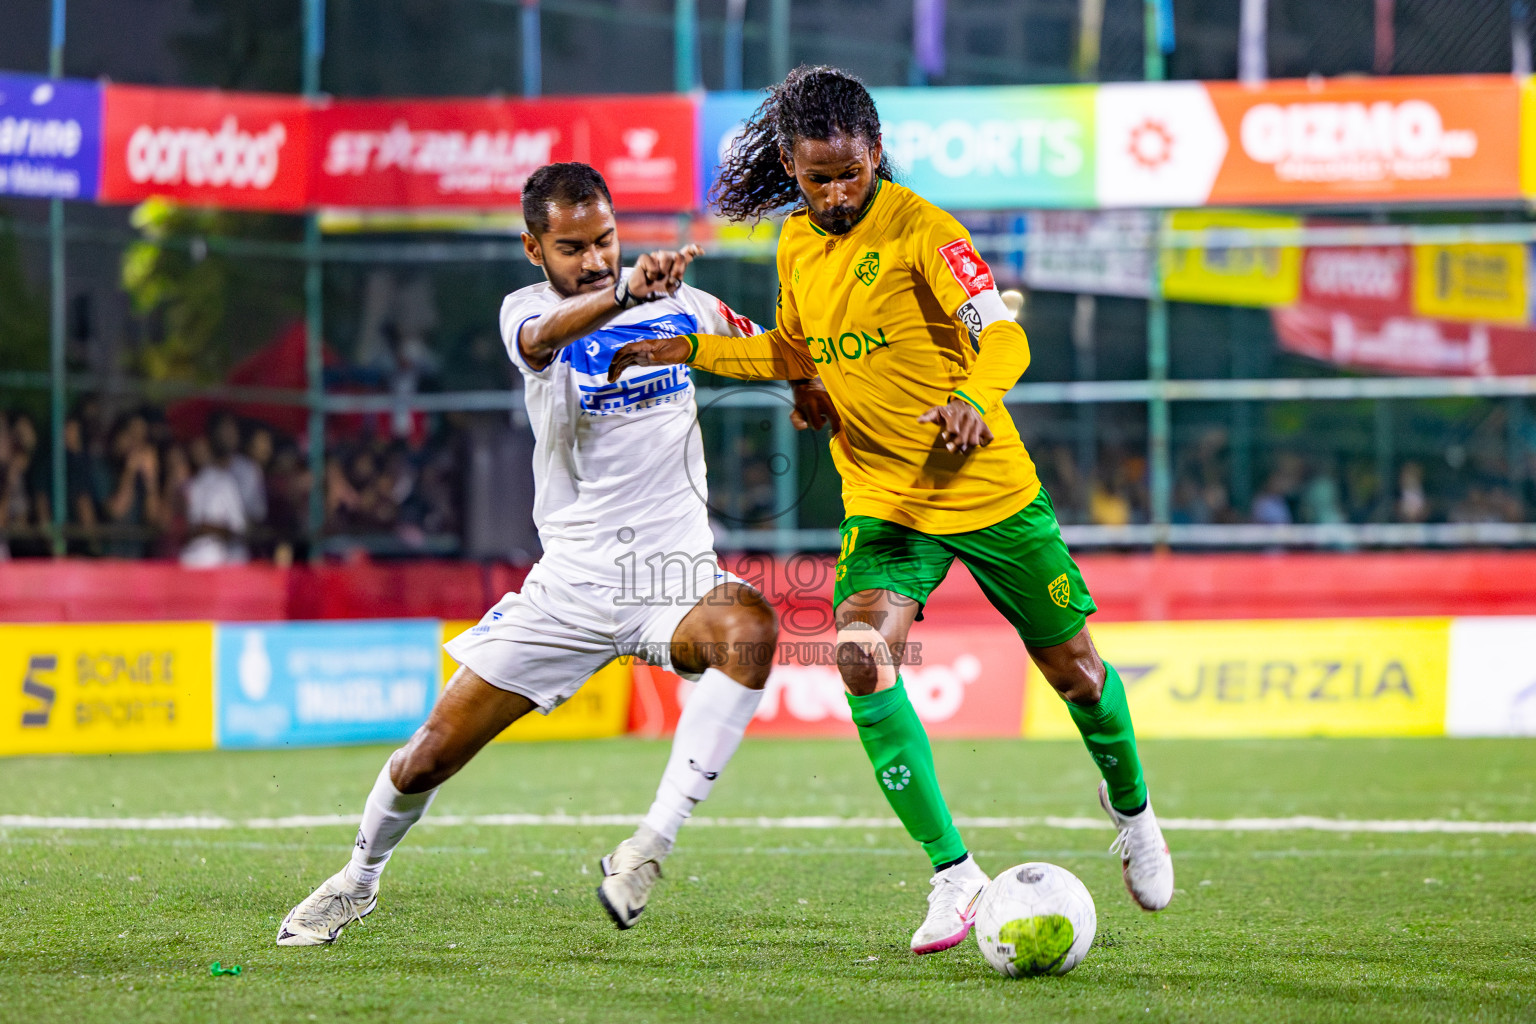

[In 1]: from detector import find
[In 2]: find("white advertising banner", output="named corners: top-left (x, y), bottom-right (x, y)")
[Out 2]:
top-left (1445, 617), bottom-right (1536, 736)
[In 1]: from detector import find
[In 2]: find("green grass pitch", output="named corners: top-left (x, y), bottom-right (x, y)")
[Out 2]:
top-left (2, 737), bottom-right (1534, 1023)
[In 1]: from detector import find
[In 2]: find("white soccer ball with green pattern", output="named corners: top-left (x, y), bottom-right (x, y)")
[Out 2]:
top-left (973, 862), bottom-right (1096, 977)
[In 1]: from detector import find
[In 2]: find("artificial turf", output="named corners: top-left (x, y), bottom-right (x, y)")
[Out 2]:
top-left (1, 737), bottom-right (1533, 1023)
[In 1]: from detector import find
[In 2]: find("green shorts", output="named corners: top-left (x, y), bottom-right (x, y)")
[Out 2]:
top-left (832, 488), bottom-right (1096, 649)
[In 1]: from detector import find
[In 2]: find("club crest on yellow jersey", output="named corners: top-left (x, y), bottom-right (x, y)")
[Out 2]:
top-left (855, 251), bottom-right (880, 286)
top-left (1048, 573), bottom-right (1071, 608)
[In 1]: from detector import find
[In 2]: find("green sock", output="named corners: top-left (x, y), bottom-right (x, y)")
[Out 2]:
top-left (1065, 662), bottom-right (1148, 813)
top-left (847, 678), bottom-right (968, 869)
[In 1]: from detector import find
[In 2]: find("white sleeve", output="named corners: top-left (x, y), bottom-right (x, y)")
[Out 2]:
top-left (498, 287), bottom-right (560, 379)
top-left (676, 282), bottom-right (763, 338)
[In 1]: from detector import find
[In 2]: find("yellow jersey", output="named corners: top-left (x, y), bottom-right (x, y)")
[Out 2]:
top-left (688, 180), bottom-right (1039, 534)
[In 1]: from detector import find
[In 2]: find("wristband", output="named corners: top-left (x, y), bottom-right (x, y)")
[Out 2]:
top-left (614, 273), bottom-right (661, 310)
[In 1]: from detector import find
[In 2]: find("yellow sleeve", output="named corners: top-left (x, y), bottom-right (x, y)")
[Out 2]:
top-left (909, 208), bottom-right (1028, 414)
top-left (953, 320), bottom-right (1031, 416)
top-left (689, 327), bottom-right (818, 381)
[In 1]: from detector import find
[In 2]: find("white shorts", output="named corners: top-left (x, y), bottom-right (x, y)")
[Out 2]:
top-left (443, 556), bottom-right (745, 714)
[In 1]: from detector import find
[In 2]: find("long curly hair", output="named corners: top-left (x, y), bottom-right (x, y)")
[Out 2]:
top-left (709, 65), bottom-right (894, 223)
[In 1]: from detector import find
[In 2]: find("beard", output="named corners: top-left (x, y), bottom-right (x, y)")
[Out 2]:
top-left (806, 180), bottom-right (876, 236)
top-left (815, 205), bottom-right (861, 235)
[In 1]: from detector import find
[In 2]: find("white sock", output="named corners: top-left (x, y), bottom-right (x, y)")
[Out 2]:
top-left (641, 668), bottom-right (763, 844)
top-left (343, 762), bottom-right (438, 890)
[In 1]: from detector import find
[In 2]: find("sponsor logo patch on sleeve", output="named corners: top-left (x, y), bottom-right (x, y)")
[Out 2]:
top-left (717, 299), bottom-right (758, 336)
top-left (937, 238), bottom-right (995, 298)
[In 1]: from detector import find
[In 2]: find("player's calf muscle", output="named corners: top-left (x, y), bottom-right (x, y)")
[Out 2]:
top-left (1027, 628), bottom-right (1105, 704)
top-left (390, 668), bottom-right (535, 792)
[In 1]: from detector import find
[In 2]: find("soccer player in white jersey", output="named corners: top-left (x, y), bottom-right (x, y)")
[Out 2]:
top-left (277, 162), bottom-right (828, 945)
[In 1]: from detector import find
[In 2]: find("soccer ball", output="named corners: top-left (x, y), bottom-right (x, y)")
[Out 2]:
top-left (972, 862), bottom-right (1097, 977)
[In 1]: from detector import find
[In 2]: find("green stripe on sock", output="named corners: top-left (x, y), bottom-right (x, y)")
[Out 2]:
top-left (1065, 662), bottom-right (1148, 813)
top-left (847, 679), bottom-right (968, 869)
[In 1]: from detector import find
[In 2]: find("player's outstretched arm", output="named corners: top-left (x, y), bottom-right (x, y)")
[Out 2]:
top-left (607, 328), bottom-right (817, 383)
top-left (519, 245), bottom-right (702, 371)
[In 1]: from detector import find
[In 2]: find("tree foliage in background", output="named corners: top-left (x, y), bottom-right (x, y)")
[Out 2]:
top-left (0, 213), bottom-right (47, 376)
top-left (172, 0), bottom-right (302, 92)
top-left (0, 210), bottom-right (50, 423)
top-left (121, 198), bottom-right (303, 382)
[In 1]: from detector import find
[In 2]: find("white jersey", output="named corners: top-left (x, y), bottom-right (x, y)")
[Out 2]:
top-left (499, 276), bottom-right (762, 585)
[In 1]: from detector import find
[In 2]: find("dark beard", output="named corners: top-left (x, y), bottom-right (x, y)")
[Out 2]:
top-left (806, 181), bottom-right (878, 236)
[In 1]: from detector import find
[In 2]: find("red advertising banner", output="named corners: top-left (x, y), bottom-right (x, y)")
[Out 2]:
top-left (627, 623), bottom-right (1026, 739)
top-left (99, 85), bottom-right (311, 211)
top-left (1205, 76), bottom-right (1520, 205)
top-left (310, 96), bottom-right (695, 211)
top-left (1273, 303), bottom-right (1536, 377)
top-left (1298, 241), bottom-right (1412, 315)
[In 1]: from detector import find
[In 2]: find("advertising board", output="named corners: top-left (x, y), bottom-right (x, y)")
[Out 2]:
top-left (0, 72), bottom-right (100, 201)
top-left (1025, 618), bottom-right (1451, 739)
top-left (1160, 209), bottom-right (1302, 307)
top-left (628, 624), bottom-right (1026, 739)
top-left (0, 622), bottom-right (214, 756)
top-left (216, 620), bottom-right (439, 748)
top-left (99, 84), bottom-right (311, 211)
top-left (312, 96), bottom-right (695, 212)
top-left (1445, 617), bottom-right (1536, 736)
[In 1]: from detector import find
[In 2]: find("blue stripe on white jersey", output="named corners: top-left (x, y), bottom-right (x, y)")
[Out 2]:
top-left (561, 310), bottom-right (698, 417)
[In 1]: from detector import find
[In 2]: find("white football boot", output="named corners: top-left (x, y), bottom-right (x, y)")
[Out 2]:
top-left (910, 854), bottom-right (989, 954)
top-left (276, 870), bottom-right (378, 946)
top-left (1099, 781), bottom-right (1175, 911)
top-left (596, 827), bottom-right (670, 930)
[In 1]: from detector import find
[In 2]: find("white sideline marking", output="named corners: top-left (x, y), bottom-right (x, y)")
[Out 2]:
top-left (1, 813), bottom-right (1535, 835)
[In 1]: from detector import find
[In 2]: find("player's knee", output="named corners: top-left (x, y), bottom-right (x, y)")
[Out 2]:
top-left (1055, 663), bottom-right (1105, 705)
top-left (392, 729), bottom-right (459, 793)
top-left (836, 621), bottom-right (897, 697)
top-left (714, 591), bottom-right (777, 689)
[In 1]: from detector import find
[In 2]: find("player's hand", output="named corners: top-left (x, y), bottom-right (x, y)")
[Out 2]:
top-left (918, 397), bottom-right (993, 454)
top-left (790, 378), bottom-right (841, 432)
top-left (607, 335), bottom-right (692, 381)
top-left (621, 244), bottom-right (704, 303)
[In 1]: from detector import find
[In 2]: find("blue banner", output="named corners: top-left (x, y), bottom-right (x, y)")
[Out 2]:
top-left (0, 72), bottom-right (101, 201)
top-left (216, 620), bottom-right (440, 749)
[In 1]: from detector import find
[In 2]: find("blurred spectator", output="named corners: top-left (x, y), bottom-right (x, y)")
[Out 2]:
top-left (181, 434), bottom-right (248, 568)
top-left (104, 412), bottom-right (162, 557)
top-left (212, 411), bottom-right (267, 528)
top-left (1396, 462), bottom-right (1430, 523)
top-left (157, 441), bottom-right (193, 557)
top-left (1, 395), bottom-right (467, 559)
top-left (1299, 456), bottom-right (1346, 525)
top-left (1088, 446), bottom-right (1139, 527)
top-left (1252, 455), bottom-right (1303, 525)
top-left (264, 441), bottom-right (310, 565)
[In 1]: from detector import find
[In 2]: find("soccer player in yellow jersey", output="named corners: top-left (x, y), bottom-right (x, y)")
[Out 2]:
top-left (611, 66), bottom-right (1175, 953)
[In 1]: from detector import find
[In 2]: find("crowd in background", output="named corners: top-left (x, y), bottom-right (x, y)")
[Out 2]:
top-left (4, 395), bottom-right (1533, 560)
top-left (1034, 427), bottom-right (1531, 530)
top-left (0, 395), bottom-right (463, 563)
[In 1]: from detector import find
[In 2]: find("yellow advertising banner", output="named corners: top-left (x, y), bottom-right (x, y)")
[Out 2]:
top-left (0, 623), bottom-right (215, 756)
top-left (440, 621), bottom-right (632, 741)
top-left (1411, 243), bottom-right (1529, 325)
top-left (1520, 77), bottom-right (1536, 199)
top-left (1024, 618), bottom-right (1450, 739)
top-left (1160, 209), bottom-right (1303, 308)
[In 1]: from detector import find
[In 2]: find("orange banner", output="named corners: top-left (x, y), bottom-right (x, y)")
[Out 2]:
top-left (1205, 76), bottom-right (1520, 205)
